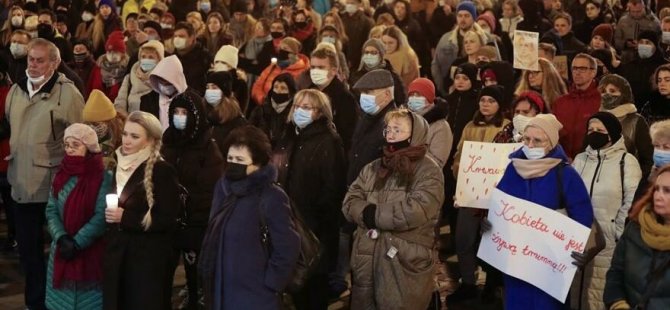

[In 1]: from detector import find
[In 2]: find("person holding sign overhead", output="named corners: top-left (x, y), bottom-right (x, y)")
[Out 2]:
top-left (491, 114), bottom-right (594, 310)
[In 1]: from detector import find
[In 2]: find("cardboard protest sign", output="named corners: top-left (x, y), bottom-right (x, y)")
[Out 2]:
top-left (477, 189), bottom-right (591, 302)
top-left (553, 55), bottom-right (569, 80)
top-left (513, 30), bottom-right (539, 71)
top-left (455, 142), bottom-right (522, 209)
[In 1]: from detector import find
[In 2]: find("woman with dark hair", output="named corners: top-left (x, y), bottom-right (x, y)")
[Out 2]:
top-left (200, 12), bottom-right (233, 59)
top-left (206, 71), bottom-right (249, 155)
top-left (641, 64), bottom-right (670, 125)
top-left (249, 73), bottom-right (297, 147)
top-left (290, 9), bottom-right (317, 56)
top-left (199, 125), bottom-right (300, 310)
top-left (574, 0), bottom-right (606, 45)
top-left (238, 18), bottom-right (273, 87)
top-left (90, 0), bottom-right (123, 57)
top-left (604, 165), bottom-right (670, 310)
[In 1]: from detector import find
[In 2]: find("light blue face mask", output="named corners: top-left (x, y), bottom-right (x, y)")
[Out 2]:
top-left (521, 145), bottom-right (546, 160)
top-left (360, 93), bottom-right (379, 115)
top-left (321, 36), bottom-right (337, 45)
top-left (654, 148), bottom-right (670, 167)
top-left (293, 107), bottom-right (313, 128)
top-left (173, 114), bottom-right (187, 130)
top-left (140, 59), bottom-right (157, 72)
top-left (205, 89), bottom-right (222, 106)
top-left (407, 96), bottom-right (427, 112)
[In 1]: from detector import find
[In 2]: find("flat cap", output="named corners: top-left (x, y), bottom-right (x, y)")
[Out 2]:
top-left (352, 69), bottom-right (394, 91)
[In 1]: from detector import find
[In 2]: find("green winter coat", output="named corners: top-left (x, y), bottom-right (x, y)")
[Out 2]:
top-left (45, 172), bottom-right (112, 310)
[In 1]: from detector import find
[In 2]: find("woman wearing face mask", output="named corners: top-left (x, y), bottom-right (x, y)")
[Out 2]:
top-left (349, 38), bottom-right (407, 105)
top-left (449, 85), bottom-right (510, 302)
top-left (83, 90), bottom-right (127, 171)
top-left (238, 18), bottom-right (274, 84)
top-left (103, 111), bottom-right (182, 310)
top-left (74, 3), bottom-right (98, 41)
top-left (96, 31), bottom-right (129, 101)
top-left (199, 125), bottom-right (300, 310)
top-left (249, 73), bottom-right (297, 147)
top-left (514, 58), bottom-right (567, 112)
top-left (115, 40), bottom-right (165, 114)
top-left (289, 9), bottom-right (318, 57)
top-left (642, 64), bottom-right (670, 125)
top-left (571, 112), bottom-right (642, 310)
top-left (206, 71), bottom-right (249, 155)
top-left (251, 37), bottom-right (310, 105)
top-left (343, 108), bottom-right (444, 309)
top-left (0, 6), bottom-right (25, 47)
top-left (494, 90), bottom-right (546, 143)
top-left (598, 74), bottom-right (654, 177)
top-left (636, 120), bottom-right (670, 200)
top-left (381, 25), bottom-right (419, 90)
top-left (620, 31), bottom-right (666, 108)
top-left (68, 39), bottom-right (104, 99)
top-left (90, 0), bottom-right (123, 57)
top-left (161, 92), bottom-right (224, 310)
top-left (491, 114), bottom-right (594, 310)
top-left (273, 89), bottom-right (346, 309)
top-left (44, 123), bottom-right (111, 310)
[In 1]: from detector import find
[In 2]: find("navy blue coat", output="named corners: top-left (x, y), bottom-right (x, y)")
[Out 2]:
top-left (209, 164), bottom-right (300, 309)
top-left (496, 145), bottom-right (594, 310)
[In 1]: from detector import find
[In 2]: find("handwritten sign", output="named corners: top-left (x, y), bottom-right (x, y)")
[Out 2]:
top-left (553, 55), bottom-right (568, 80)
top-left (477, 189), bottom-right (591, 302)
top-left (513, 30), bottom-right (539, 71)
top-left (455, 142), bottom-right (522, 209)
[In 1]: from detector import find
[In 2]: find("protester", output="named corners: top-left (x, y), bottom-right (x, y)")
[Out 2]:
top-left (142, 55), bottom-right (190, 131)
top-left (641, 64), bottom-right (670, 125)
top-left (45, 123), bottom-right (111, 310)
top-left (251, 37), bottom-right (309, 105)
top-left (115, 40), bottom-right (165, 114)
top-left (206, 71), bottom-right (249, 155)
top-left (173, 21), bottom-right (212, 95)
top-left (249, 73), bottom-right (297, 147)
top-left (211, 45), bottom-right (250, 113)
top-left (614, 0), bottom-right (660, 64)
top-left (90, 0), bottom-right (123, 57)
top-left (343, 108), bottom-right (445, 309)
top-left (83, 90), bottom-right (126, 171)
top-left (619, 30), bottom-right (666, 107)
top-left (97, 31), bottom-right (129, 101)
top-left (514, 58), bottom-right (567, 112)
top-left (200, 12), bottom-right (233, 58)
top-left (349, 38), bottom-right (407, 105)
top-left (340, 0), bottom-right (375, 69)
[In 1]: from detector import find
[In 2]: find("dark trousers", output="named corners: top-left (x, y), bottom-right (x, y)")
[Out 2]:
top-left (292, 273), bottom-right (330, 310)
top-left (183, 250), bottom-right (200, 310)
top-left (14, 202), bottom-right (47, 310)
top-left (0, 183), bottom-right (15, 240)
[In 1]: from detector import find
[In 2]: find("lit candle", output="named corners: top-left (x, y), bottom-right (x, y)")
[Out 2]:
top-left (106, 194), bottom-right (119, 209)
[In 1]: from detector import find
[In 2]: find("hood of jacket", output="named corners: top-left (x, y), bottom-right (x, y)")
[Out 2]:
top-left (583, 136), bottom-right (627, 160)
top-left (163, 90), bottom-right (210, 146)
top-left (149, 55), bottom-right (188, 94)
top-left (410, 111), bottom-right (429, 146)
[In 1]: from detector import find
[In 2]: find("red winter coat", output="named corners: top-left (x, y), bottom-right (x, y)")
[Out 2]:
top-left (552, 81), bottom-right (601, 160)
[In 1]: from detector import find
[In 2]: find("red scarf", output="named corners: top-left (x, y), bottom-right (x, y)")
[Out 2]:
top-left (376, 145), bottom-right (427, 189)
top-left (52, 153), bottom-right (105, 288)
top-left (291, 24), bottom-right (315, 41)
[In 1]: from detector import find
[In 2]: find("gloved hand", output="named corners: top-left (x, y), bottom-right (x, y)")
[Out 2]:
top-left (571, 250), bottom-right (594, 268)
top-left (362, 204), bottom-right (377, 229)
top-left (57, 235), bottom-right (79, 261)
top-left (481, 217), bottom-right (492, 233)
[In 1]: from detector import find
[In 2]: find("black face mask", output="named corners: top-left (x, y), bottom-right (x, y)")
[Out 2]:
top-left (225, 162), bottom-right (248, 181)
top-left (73, 52), bottom-right (88, 63)
top-left (272, 92), bottom-right (290, 103)
top-left (271, 31), bottom-right (284, 39)
top-left (386, 139), bottom-right (411, 152)
top-left (294, 21), bottom-right (307, 29)
top-left (37, 23), bottom-right (54, 38)
top-left (586, 132), bottom-right (610, 150)
top-left (277, 50), bottom-right (290, 61)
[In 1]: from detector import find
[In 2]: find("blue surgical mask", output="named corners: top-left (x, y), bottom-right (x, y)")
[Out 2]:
top-left (173, 114), bottom-right (187, 130)
top-left (638, 44), bottom-right (654, 59)
top-left (521, 145), bottom-right (546, 160)
top-left (407, 96), bottom-right (427, 112)
top-left (140, 58), bottom-right (157, 72)
top-left (653, 148), bottom-right (670, 167)
top-left (293, 108), bottom-right (313, 128)
top-left (205, 89), bottom-right (223, 106)
top-left (360, 93), bottom-right (380, 115)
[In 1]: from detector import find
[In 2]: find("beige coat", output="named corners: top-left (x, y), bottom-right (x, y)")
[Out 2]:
top-left (343, 113), bottom-right (445, 310)
top-left (5, 73), bottom-right (84, 203)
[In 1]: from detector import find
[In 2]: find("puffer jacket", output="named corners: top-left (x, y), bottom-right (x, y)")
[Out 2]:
top-left (114, 62), bottom-right (154, 113)
top-left (603, 103), bottom-right (653, 178)
top-left (604, 220), bottom-right (670, 309)
top-left (572, 137), bottom-right (642, 310)
top-left (342, 113), bottom-right (445, 310)
top-left (5, 73), bottom-right (85, 203)
top-left (251, 54), bottom-right (310, 105)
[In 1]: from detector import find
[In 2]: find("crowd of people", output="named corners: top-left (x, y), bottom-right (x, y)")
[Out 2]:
top-left (0, 0), bottom-right (670, 309)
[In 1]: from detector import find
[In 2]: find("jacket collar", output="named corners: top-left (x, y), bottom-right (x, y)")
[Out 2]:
top-left (113, 162), bottom-right (147, 207)
top-left (18, 72), bottom-right (60, 96)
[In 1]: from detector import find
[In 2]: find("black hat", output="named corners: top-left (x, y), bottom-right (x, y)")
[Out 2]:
top-left (479, 85), bottom-right (506, 108)
top-left (72, 38), bottom-right (93, 52)
top-left (588, 111), bottom-right (622, 143)
top-left (207, 71), bottom-right (234, 97)
top-left (82, 1), bottom-right (97, 14)
top-left (454, 63), bottom-right (479, 84)
top-left (231, 0), bottom-right (248, 14)
top-left (143, 20), bottom-right (163, 39)
top-left (638, 30), bottom-right (659, 44)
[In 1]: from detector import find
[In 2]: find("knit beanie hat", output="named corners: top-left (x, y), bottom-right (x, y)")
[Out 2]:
top-left (457, 1), bottom-right (478, 19)
top-left (527, 114), bottom-right (563, 147)
top-left (639, 30), bottom-right (659, 45)
top-left (477, 12), bottom-right (496, 33)
top-left (588, 111), bottom-right (622, 143)
top-left (83, 90), bottom-right (117, 122)
top-left (591, 23), bottom-right (613, 44)
top-left (231, 0), bottom-right (248, 14)
top-left (408, 78), bottom-right (436, 103)
top-left (363, 38), bottom-right (386, 57)
top-left (139, 40), bottom-right (165, 60)
top-left (64, 123), bottom-right (101, 153)
top-left (455, 62), bottom-right (479, 83)
top-left (598, 74), bottom-right (633, 104)
top-left (214, 45), bottom-right (239, 69)
top-left (480, 68), bottom-right (497, 83)
top-left (479, 85), bottom-right (506, 108)
top-left (207, 71), bottom-right (234, 97)
top-left (515, 90), bottom-right (546, 114)
top-left (105, 31), bottom-right (126, 53)
top-left (98, 0), bottom-right (116, 11)
top-left (280, 37), bottom-right (302, 54)
top-left (143, 20), bottom-right (163, 40)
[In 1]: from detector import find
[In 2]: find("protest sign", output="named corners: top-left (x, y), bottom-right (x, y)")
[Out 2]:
top-left (455, 142), bottom-right (522, 209)
top-left (513, 30), bottom-right (539, 71)
top-left (477, 189), bottom-right (591, 302)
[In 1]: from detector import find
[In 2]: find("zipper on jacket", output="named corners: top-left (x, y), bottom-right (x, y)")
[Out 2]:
top-left (50, 110), bottom-right (56, 141)
top-left (588, 151), bottom-right (602, 198)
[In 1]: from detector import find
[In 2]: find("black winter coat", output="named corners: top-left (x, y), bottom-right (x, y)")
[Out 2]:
top-left (446, 88), bottom-right (480, 163)
top-left (620, 53), bottom-right (666, 109)
top-left (574, 15), bottom-right (605, 45)
top-left (210, 116), bottom-right (249, 156)
top-left (641, 91), bottom-right (670, 125)
top-left (103, 160), bottom-right (181, 310)
top-left (249, 98), bottom-right (293, 147)
top-left (175, 43), bottom-right (212, 95)
top-left (310, 78), bottom-right (358, 152)
top-left (238, 40), bottom-right (275, 76)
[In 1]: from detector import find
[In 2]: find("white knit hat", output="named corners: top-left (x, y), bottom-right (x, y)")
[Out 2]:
top-left (64, 123), bottom-right (101, 153)
top-left (526, 114), bottom-right (563, 147)
top-left (214, 45), bottom-right (239, 69)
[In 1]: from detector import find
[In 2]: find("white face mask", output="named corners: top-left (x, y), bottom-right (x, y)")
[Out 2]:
top-left (173, 37), bottom-right (187, 50)
top-left (521, 145), bottom-right (546, 160)
top-left (11, 16), bottom-right (23, 27)
top-left (512, 114), bottom-right (533, 141)
top-left (81, 12), bottom-right (94, 22)
top-left (10, 43), bottom-right (28, 58)
top-left (310, 68), bottom-right (330, 86)
top-left (106, 52), bottom-right (122, 63)
top-left (362, 53), bottom-right (381, 68)
top-left (160, 23), bottom-right (173, 29)
top-left (663, 31), bottom-right (670, 45)
top-left (205, 89), bottom-right (223, 105)
top-left (25, 69), bottom-right (46, 84)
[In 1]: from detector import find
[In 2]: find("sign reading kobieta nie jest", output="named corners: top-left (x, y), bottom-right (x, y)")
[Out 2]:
top-left (477, 189), bottom-right (591, 302)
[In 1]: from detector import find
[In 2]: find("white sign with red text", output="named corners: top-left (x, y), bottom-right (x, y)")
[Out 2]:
top-left (455, 142), bottom-right (522, 209)
top-left (477, 189), bottom-right (591, 302)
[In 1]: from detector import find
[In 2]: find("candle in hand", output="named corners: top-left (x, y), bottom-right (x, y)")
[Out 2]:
top-left (106, 194), bottom-right (119, 209)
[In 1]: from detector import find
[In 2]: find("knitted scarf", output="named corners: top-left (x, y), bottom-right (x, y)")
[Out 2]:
top-left (639, 205), bottom-right (670, 251)
top-left (99, 56), bottom-right (128, 87)
top-left (291, 24), bottom-right (315, 41)
top-left (511, 157), bottom-right (562, 179)
top-left (52, 153), bottom-right (105, 288)
top-left (376, 145), bottom-right (427, 189)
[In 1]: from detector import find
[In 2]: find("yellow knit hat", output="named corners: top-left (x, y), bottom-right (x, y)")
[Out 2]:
top-left (83, 90), bottom-right (117, 122)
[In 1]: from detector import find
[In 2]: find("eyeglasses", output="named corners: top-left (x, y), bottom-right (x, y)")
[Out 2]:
top-left (64, 142), bottom-right (84, 150)
top-left (522, 136), bottom-right (549, 146)
top-left (571, 66), bottom-right (595, 73)
top-left (383, 127), bottom-right (408, 137)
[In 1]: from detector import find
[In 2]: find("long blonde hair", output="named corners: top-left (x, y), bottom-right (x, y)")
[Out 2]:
top-left (126, 111), bottom-right (163, 230)
top-left (514, 58), bottom-right (567, 111)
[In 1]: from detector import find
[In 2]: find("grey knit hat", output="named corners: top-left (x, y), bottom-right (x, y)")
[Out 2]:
top-left (353, 69), bottom-right (394, 91)
top-left (362, 38), bottom-right (386, 57)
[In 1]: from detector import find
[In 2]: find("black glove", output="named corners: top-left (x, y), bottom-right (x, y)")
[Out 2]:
top-left (480, 217), bottom-right (492, 233)
top-left (571, 250), bottom-right (593, 268)
top-left (362, 204), bottom-right (377, 229)
top-left (57, 235), bottom-right (78, 261)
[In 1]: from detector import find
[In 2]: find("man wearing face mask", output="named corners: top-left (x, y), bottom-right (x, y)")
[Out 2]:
top-left (141, 55), bottom-right (193, 131)
top-left (4, 38), bottom-right (85, 310)
top-left (614, 0), bottom-right (660, 64)
top-left (308, 45), bottom-right (357, 152)
top-left (340, 0), bottom-right (374, 69)
top-left (173, 22), bottom-right (212, 96)
top-left (67, 39), bottom-right (104, 99)
top-left (620, 30), bottom-right (665, 109)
